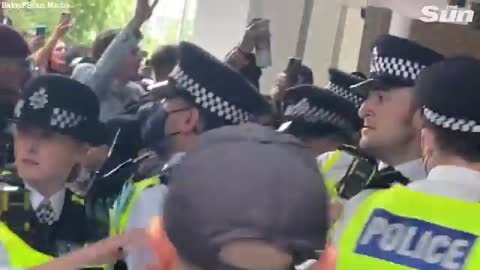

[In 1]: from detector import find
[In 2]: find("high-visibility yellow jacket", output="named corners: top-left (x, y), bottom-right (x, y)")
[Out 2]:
top-left (0, 222), bottom-right (52, 268)
top-left (337, 184), bottom-right (480, 269)
top-left (109, 176), bottom-right (161, 236)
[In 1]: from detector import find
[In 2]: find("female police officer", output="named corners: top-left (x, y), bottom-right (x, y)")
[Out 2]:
top-left (0, 74), bottom-right (106, 269)
top-left (333, 56), bottom-right (480, 269)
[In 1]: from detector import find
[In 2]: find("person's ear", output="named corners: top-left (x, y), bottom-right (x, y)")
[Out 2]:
top-left (412, 109), bottom-right (423, 131)
top-left (83, 145), bottom-right (109, 171)
top-left (74, 143), bottom-right (91, 164)
top-left (66, 163), bottom-right (81, 183)
top-left (179, 108), bottom-right (200, 133)
top-left (421, 128), bottom-right (436, 159)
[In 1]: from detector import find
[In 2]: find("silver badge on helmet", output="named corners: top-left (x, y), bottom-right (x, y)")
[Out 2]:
top-left (29, 87), bottom-right (49, 110)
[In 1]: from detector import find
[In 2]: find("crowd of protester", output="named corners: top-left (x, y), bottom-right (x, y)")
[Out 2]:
top-left (1, 0), bottom-right (480, 269)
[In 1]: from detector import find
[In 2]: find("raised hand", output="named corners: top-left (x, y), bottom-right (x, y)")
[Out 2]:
top-left (132, 0), bottom-right (160, 28)
top-left (83, 229), bottom-right (149, 265)
top-left (239, 18), bottom-right (270, 53)
top-left (30, 229), bottom-right (150, 270)
top-left (53, 20), bottom-right (72, 40)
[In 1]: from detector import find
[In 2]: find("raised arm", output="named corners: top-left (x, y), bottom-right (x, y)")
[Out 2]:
top-left (72, 0), bottom-right (159, 99)
top-left (29, 229), bottom-right (148, 270)
top-left (31, 19), bottom-right (71, 74)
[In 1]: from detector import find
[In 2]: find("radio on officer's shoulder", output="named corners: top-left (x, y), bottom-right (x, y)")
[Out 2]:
top-left (335, 145), bottom-right (378, 200)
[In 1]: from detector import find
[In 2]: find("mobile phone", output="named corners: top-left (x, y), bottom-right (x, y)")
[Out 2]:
top-left (35, 25), bottom-right (47, 36)
top-left (60, 12), bottom-right (71, 24)
top-left (252, 18), bottom-right (272, 67)
top-left (285, 58), bottom-right (302, 74)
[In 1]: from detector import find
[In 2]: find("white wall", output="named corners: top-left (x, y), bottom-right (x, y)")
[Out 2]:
top-left (192, 0), bottom-right (250, 59)
top-left (251, 0), bottom-right (305, 93)
top-left (303, 0), bottom-right (343, 86)
top-left (336, 6), bottom-right (365, 75)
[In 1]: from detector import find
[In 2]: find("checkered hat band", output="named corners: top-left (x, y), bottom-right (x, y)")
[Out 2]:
top-left (370, 56), bottom-right (426, 82)
top-left (170, 66), bottom-right (251, 124)
top-left (14, 98), bottom-right (85, 130)
top-left (423, 107), bottom-right (480, 133)
top-left (50, 108), bottom-right (85, 129)
top-left (284, 98), bottom-right (352, 131)
top-left (325, 82), bottom-right (363, 108)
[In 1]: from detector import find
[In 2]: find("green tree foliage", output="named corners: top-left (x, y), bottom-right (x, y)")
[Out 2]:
top-left (5, 0), bottom-right (195, 53)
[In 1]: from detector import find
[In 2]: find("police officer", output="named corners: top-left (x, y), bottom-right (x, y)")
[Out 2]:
top-left (278, 85), bottom-right (362, 225)
top-left (332, 35), bottom-right (444, 243)
top-left (278, 85), bottom-right (362, 156)
top-left (277, 85), bottom-right (361, 200)
top-left (0, 75), bottom-right (106, 269)
top-left (109, 41), bottom-right (270, 270)
top-left (318, 68), bottom-right (366, 193)
top-left (335, 56), bottom-right (480, 269)
top-left (272, 58), bottom-right (314, 124)
top-left (325, 68), bottom-right (365, 109)
top-left (278, 85), bottom-right (361, 168)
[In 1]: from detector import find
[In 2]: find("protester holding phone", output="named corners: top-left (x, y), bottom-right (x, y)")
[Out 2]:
top-left (28, 26), bottom-right (47, 54)
top-left (32, 12), bottom-right (72, 75)
top-left (35, 25), bottom-right (47, 36)
top-left (224, 18), bottom-right (270, 90)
